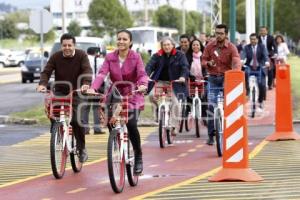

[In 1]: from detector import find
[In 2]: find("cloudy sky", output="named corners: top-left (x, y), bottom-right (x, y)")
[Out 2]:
top-left (0, 0), bottom-right (50, 9)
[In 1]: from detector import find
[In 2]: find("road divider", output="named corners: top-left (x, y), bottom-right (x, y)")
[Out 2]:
top-left (209, 70), bottom-right (263, 182)
top-left (266, 63), bottom-right (300, 141)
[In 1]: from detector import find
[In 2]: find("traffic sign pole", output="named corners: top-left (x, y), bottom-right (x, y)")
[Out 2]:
top-left (29, 9), bottom-right (53, 71)
top-left (40, 10), bottom-right (44, 71)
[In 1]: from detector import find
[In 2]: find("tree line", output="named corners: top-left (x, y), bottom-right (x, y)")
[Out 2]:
top-left (0, 0), bottom-right (299, 43)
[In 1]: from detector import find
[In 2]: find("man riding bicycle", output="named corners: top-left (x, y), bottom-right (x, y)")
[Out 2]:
top-left (201, 24), bottom-right (241, 145)
top-left (146, 36), bottom-right (189, 136)
top-left (242, 33), bottom-right (270, 109)
top-left (36, 33), bottom-right (92, 163)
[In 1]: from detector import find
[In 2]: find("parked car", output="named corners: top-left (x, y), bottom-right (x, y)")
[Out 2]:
top-left (0, 49), bottom-right (11, 68)
top-left (21, 51), bottom-right (48, 83)
top-left (8, 50), bottom-right (26, 67)
top-left (0, 50), bottom-right (26, 67)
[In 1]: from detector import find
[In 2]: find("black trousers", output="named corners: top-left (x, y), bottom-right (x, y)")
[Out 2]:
top-left (268, 58), bottom-right (276, 88)
top-left (70, 95), bottom-right (87, 151)
top-left (108, 109), bottom-right (142, 155)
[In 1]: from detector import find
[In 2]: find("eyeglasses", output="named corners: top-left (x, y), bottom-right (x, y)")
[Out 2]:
top-left (215, 32), bottom-right (225, 35)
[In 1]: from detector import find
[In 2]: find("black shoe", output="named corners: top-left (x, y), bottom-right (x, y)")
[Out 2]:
top-left (268, 86), bottom-right (272, 90)
top-left (85, 128), bottom-right (90, 135)
top-left (94, 130), bottom-right (106, 134)
top-left (134, 154), bottom-right (143, 175)
top-left (79, 148), bottom-right (88, 163)
top-left (206, 136), bottom-right (214, 145)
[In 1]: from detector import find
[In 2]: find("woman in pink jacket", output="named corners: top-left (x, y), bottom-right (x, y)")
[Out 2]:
top-left (87, 30), bottom-right (148, 175)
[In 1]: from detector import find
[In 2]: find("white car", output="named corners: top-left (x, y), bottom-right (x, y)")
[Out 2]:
top-left (50, 36), bottom-right (106, 56)
top-left (7, 50), bottom-right (26, 67)
top-left (0, 50), bottom-right (26, 67)
top-left (0, 50), bottom-right (11, 68)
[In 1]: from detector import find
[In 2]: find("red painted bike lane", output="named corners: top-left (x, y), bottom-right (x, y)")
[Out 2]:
top-left (0, 90), bottom-right (275, 200)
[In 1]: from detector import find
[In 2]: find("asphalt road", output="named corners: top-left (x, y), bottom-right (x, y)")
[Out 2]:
top-left (0, 124), bottom-right (48, 146)
top-left (0, 82), bottom-right (43, 115)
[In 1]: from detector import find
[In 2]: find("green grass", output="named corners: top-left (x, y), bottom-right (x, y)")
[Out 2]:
top-left (11, 104), bottom-right (49, 125)
top-left (288, 55), bottom-right (300, 120)
top-left (0, 39), bottom-right (53, 51)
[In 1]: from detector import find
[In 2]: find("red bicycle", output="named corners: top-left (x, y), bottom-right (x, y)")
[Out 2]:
top-left (44, 90), bottom-right (82, 179)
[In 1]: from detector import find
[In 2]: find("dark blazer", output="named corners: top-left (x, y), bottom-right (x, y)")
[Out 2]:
top-left (258, 35), bottom-right (277, 57)
top-left (242, 43), bottom-right (269, 75)
top-left (146, 48), bottom-right (189, 98)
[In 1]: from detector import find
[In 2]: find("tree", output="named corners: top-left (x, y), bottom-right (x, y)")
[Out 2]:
top-left (153, 5), bottom-right (203, 35)
top-left (186, 11), bottom-right (202, 35)
top-left (88, 0), bottom-right (133, 36)
top-left (0, 18), bottom-right (18, 39)
top-left (67, 20), bottom-right (82, 36)
top-left (274, 0), bottom-right (300, 41)
top-left (152, 5), bottom-right (181, 30)
top-left (221, 0), bottom-right (246, 34)
top-left (221, 0), bottom-right (300, 41)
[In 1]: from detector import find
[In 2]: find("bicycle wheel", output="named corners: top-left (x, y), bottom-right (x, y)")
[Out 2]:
top-left (251, 87), bottom-right (256, 118)
top-left (159, 106), bottom-right (167, 148)
top-left (50, 121), bottom-right (67, 179)
top-left (126, 139), bottom-right (139, 186)
top-left (70, 134), bottom-right (82, 173)
top-left (107, 129), bottom-right (125, 193)
top-left (215, 108), bottom-right (223, 157)
top-left (194, 99), bottom-right (201, 138)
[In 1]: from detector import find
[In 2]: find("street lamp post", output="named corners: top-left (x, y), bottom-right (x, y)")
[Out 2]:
top-left (229, 0), bottom-right (236, 43)
top-left (182, 0), bottom-right (186, 34)
top-left (270, 0), bottom-right (274, 34)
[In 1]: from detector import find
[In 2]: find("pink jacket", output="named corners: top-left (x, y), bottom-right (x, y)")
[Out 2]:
top-left (91, 50), bottom-right (148, 110)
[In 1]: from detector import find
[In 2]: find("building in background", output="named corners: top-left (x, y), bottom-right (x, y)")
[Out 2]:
top-left (50, 0), bottom-right (211, 36)
top-left (50, 0), bottom-right (92, 35)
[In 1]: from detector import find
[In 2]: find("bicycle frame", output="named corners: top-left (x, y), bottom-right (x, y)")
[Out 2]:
top-left (45, 91), bottom-right (75, 153)
top-left (154, 82), bottom-right (173, 130)
top-left (188, 80), bottom-right (205, 119)
top-left (214, 91), bottom-right (224, 131)
top-left (112, 120), bottom-right (130, 165)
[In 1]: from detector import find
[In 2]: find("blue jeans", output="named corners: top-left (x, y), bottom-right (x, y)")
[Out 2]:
top-left (207, 76), bottom-right (224, 137)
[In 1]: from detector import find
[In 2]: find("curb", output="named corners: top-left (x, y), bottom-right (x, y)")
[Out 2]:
top-left (0, 116), bottom-right (156, 127)
top-left (0, 116), bottom-right (38, 125)
top-left (1, 116), bottom-right (299, 127)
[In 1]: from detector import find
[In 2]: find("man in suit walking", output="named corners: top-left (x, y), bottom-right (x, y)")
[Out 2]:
top-left (243, 33), bottom-right (270, 108)
top-left (259, 26), bottom-right (277, 90)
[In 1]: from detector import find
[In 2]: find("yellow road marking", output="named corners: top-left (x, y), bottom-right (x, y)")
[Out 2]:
top-left (66, 187), bottom-right (87, 194)
top-left (196, 144), bottom-right (203, 148)
top-left (178, 153), bottom-right (188, 157)
top-left (1, 127), bottom-right (154, 188)
top-left (130, 139), bottom-right (269, 200)
top-left (187, 148), bottom-right (196, 152)
top-left (149, 164), bottom-right (159, 168)
top-left (0, 158), bottom-right (107, 189)
top-left (98, 180), bottom-right (109, 184)
top-left (166, 158), bottom-right (177, 162)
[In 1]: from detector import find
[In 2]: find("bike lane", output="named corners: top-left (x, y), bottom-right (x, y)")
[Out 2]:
top-left (0, 129), bottom-right (269, 200)
top-left (0, 91), bottom-right (275, 200)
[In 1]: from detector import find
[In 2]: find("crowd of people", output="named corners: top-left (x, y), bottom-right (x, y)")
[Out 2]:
top-left (36, 23), bottom-right (290, 176)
